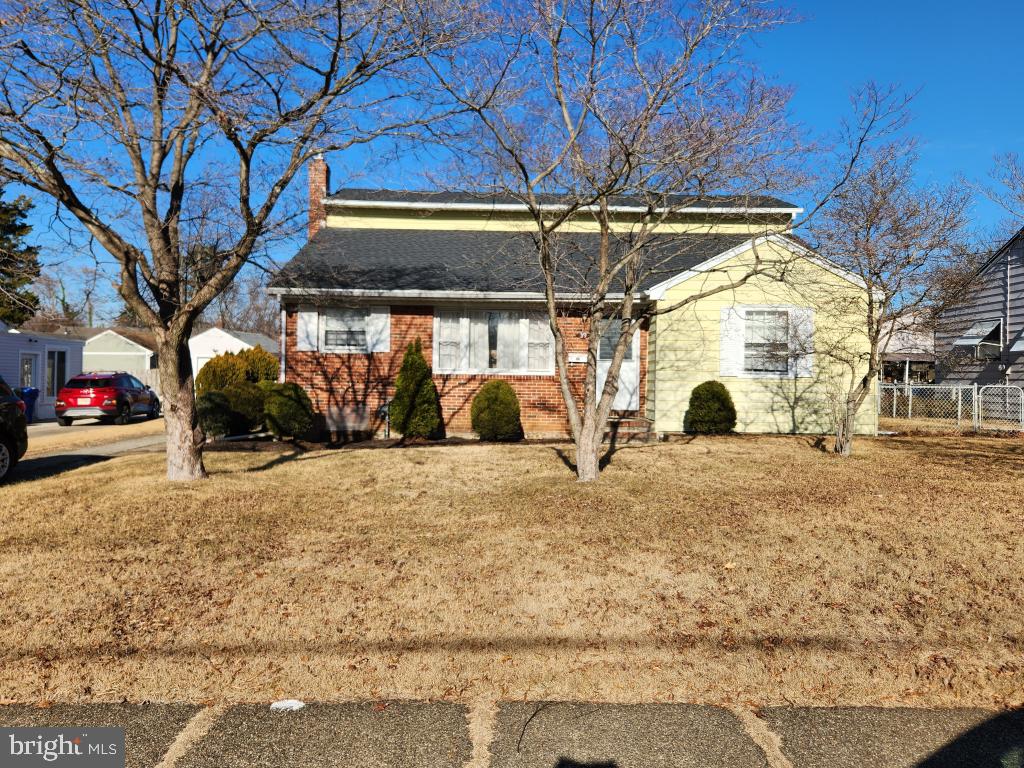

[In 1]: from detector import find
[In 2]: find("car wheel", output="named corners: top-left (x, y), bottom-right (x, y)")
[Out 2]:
top-left (147, 399), bottom-right (161, 419)
top-left (0, 439), bottom-right (12, 484)
top-left (58, 417), bottom-right (74, 427)
top-left (115, 402), bottom-right (132, 426)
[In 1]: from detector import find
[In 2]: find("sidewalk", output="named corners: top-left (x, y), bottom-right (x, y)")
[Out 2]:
top-left (1, 702), bottom-right (1019, 768)
top-left (11, 432), bottom-right (166, 483)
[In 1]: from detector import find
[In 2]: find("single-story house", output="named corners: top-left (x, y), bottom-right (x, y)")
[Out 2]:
top-left (267, 158), bottom-right (876, 439)
top-left (0, 326), bottom-right (84, 420)
top-left (937, 225), bottom-right (1024, 386)
top-left (188, 327), bottom-right (279, 380)
top-left (60, 326), bottom-right (160, 377)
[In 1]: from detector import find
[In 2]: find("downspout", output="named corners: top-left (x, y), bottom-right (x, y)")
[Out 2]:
top-left (1006, 251), bottom-right (1012, 384)
top-left (279, 306), bottom-right (287, 383)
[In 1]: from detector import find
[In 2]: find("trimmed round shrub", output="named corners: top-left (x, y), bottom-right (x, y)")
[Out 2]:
top-left (686, 380), bottom-right (737, 434)
top-left (390, 339), bottom-right (444, 440)
top-left (263, 381), bottom-right (314, 439)
top-left (222, 381), bottom-right (266, 432)
top-left (237, 346), bottom-right (278, 383)
top-left (471, 380), bottom-right (524, 441)
top-left (195, 352), bottom-right (246, 396)
top-left (196, 390), bottom-right (235, 437)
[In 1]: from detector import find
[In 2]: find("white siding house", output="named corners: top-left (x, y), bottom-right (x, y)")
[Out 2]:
top-left (188, 327), bottom-right (278, 379)
top-left (0, 329), bottom-right (85, 420)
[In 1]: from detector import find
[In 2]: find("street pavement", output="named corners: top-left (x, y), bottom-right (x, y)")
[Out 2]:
top-left (1, 702), bottom-right (1021, 768)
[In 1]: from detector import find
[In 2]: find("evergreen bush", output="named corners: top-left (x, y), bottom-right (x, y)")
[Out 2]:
top-left (222, 381), bottom-right (266, 432)
top-left (262, 381), bottom-right (314, 439)
top-left (389, 339), bottom-right (444, 440)
top-left (471, 380), bottom-right (524, 441)
top-left (196, 390), bottom-right (235, 437)
top-left (686, 380), bottom-right (737, 434)
top-left (195, 352), bottom-right (246, 395)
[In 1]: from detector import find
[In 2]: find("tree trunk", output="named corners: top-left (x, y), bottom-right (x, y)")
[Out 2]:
top-left (833, 405), bottom-right (855, 456)
top-left (575, 419), bottom-right (601, 482)
top-left (158, 334), bottom-right (207, 481)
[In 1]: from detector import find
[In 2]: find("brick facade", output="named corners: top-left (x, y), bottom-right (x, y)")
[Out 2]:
top-left (284, 305), bottom-right (647, 438)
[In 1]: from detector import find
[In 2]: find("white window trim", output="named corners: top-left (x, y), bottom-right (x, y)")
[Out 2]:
top-left (732, 304), bottom-right (813, 380)
top-left (432, 307), bottom-right (556, 376)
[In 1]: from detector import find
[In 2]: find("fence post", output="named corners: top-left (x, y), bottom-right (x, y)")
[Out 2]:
top-left (973, 384), bottom-right (980, 431)
top-left (892, 385), bottom-right (897, 417)
top-left (907, 385), bottom-right (913, 419)
top-left (956, 386), bottom-right (962, 427)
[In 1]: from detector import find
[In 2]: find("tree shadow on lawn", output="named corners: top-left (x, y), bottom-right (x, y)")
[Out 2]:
top-left (15, 630), bottom-right (1024, 664)
top-left (873, 435), bottom-right (1024, 475)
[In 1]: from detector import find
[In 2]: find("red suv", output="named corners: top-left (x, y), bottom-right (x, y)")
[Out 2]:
top-left (56, 372), bottom-right (161, 426)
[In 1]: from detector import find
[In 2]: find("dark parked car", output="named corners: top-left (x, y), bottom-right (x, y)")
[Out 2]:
top-left (0, 374), bottom-right (28, 483)
top-left (55, 371), bottom-right (161, 426)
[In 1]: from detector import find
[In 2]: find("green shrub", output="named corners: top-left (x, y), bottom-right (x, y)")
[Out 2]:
top-left (196, 390), bottom-right (235, 437)
top-left (222, 381), bottom-right (266, 432)
top-left (471, 380), bottom-right (523, 441)
top-left (389, 339), bottom-right (444, 440)
top-left (263, 381), bottom-right (314, 439)
top-left (195, 344), bottom-right (277, 395)
top-left (686, 380), bottom-right (737, 434)
top-left (195, 352), bottom-right (245, 396)
top-left (237, 346), bottom-right (278, 383)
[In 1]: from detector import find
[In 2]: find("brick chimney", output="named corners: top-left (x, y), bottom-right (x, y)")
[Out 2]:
top-left (307, 153), bottom-right (330, 239)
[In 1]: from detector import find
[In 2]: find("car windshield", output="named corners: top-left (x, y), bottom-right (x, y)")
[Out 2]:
top-left (65, 377), bottom-right (116, 389)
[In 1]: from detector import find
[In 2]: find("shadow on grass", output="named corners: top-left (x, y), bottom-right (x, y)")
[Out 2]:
top-left (11, 454), bottom-right (112, 483)
top-left (915, 709), bottom-right (1024, 767)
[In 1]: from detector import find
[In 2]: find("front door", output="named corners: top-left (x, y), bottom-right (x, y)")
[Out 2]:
top-left (596, 323), bottom-right (640, 411)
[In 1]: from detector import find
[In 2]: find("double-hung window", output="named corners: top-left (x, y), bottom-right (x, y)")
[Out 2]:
top-left (435, 309), bottom-right (554, 374)
top-left (321, 308), bottom-right (368, 352)
top-left (744, 310), bottom-right (790, 374)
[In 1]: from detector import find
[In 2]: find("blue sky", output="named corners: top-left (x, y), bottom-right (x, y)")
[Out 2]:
top-left (752, 0), bottom-right (1024, 239)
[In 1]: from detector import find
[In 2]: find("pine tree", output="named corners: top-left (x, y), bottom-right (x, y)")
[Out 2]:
top-left (390, 339), bottom-right (445, 440)
top-left (0, 192), bottom-right (40, 326)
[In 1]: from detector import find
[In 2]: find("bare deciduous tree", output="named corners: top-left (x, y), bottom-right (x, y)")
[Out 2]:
top-left (807, 139), bottom-right (970, 455)
top-left (0, 0), bottom-right (465, 479)
top-left (427, 0), bottom-right (890, 481)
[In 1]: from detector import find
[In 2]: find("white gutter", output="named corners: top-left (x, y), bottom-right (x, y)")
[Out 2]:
top-left (323, 198), bottom-right (803, 216)
top-left (267, 287), bottom-right (632, 301)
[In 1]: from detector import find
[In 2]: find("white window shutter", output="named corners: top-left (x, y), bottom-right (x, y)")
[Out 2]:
top-left (719, 307), bottom-right (744, 377)
top-left (791, 307), bottom-right (815, 378)
top-left (366, 306), bottom-right (391, 353)
top-left (297, 309), bottom-right (319, 352)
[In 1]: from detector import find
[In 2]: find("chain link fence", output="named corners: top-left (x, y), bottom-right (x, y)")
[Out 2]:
top-left (878, 383), bottom-right (1024, 433)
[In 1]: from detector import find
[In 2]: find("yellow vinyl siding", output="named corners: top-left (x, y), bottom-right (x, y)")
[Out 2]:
top-left (651, 239), bottom-right (877, 435)
top-left (325, 209), bottom-right (793, 235)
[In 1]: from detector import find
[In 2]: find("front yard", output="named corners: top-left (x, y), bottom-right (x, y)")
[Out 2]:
top-left (2, 434), bottom-right (1023, 708)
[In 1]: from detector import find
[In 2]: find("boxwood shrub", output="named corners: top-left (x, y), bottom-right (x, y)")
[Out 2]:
top-left (686, 380), bottom-right (737, 434)
top-left (471, 380), bottom-right (524, 441)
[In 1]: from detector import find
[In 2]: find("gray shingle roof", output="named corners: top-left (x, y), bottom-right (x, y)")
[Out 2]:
top-left (270, 228), bottom-right (754, 294)
top-left (325, 188), bottom-right (799, 211)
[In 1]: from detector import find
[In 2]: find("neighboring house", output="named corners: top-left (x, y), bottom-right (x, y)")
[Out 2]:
top-left (936, 226), bottom-right (1024, 386)
top-left (189, 327), bottom-right (279, 380)
top-left (268, 159), bottom-right (875, 439)
top-left (0, 328), bottom-right (84, 420)
top-left (880, 314), bottom-right (935, 383)
top-left (59, 327), bottom-right (159, 377)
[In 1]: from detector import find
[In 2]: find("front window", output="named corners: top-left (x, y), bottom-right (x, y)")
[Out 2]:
top-left (46, 350), bottom-right (67, 397)
top-left (744, 310), bottom-right (789, 374)
top-left (599, 322), bottom-right (633, 361)
top-left (322, 308), bottom-right (368, 352)
top-left (435, 310), bottom-right (554, 374)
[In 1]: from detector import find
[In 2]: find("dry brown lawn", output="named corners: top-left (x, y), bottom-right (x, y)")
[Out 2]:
top-left (24, 418), bottom-right (166, 458)
top-left (1, 434), bottom-right (1023, 709)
